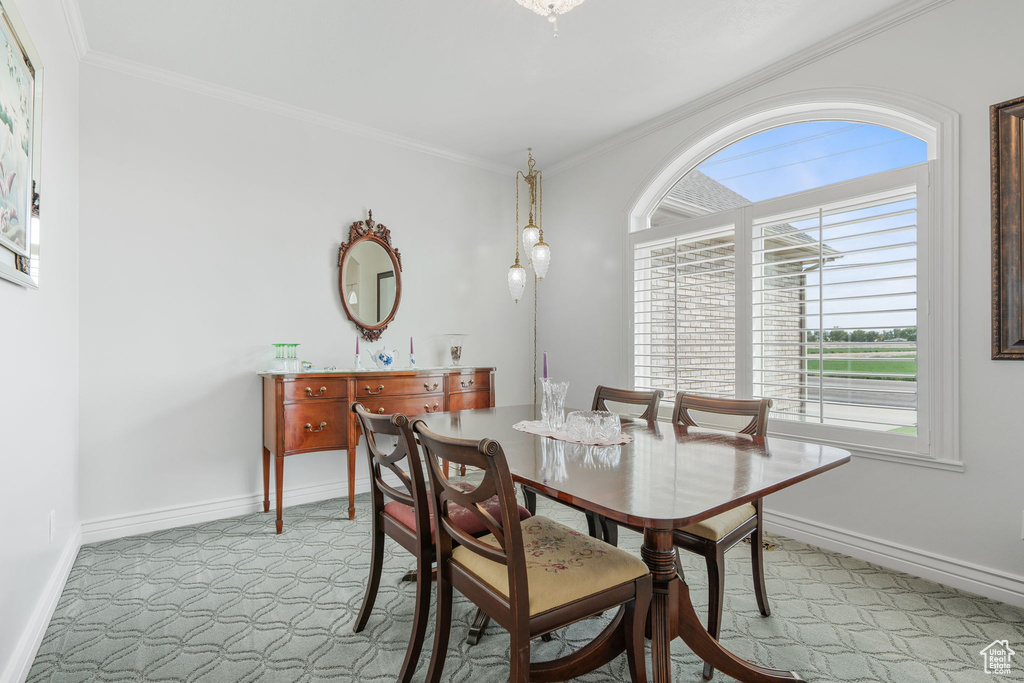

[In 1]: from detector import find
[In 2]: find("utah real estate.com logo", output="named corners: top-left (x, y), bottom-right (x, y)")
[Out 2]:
top-left (980, 640), bottom-right (1015, 675)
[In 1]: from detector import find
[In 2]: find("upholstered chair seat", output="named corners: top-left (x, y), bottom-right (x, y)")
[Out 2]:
top-left (676, 503), bottom-right (757, 542)
top-left (452, 515), bottom-right (649, 616)
top-left (384, 480), bottom-right (532, 542)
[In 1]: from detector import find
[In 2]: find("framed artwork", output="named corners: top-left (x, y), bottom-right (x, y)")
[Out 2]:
top-left (991, 94), bottom-right (1024, 358)
top-left (0, 0), bottom-right (40, 288)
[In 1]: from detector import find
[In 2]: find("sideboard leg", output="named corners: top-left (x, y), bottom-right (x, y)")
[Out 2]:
top-left (347, 447), bottom-right (356, 520)
top-left (275, 452), bottom-right (284, 534)
top-left (262, 447), bottom-right (271, 513)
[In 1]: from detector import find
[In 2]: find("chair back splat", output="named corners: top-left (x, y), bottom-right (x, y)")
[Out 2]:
top-left (672, 393), bottom-right (772, 436)
top-left (592, 385), bottom-right (664, 421)
top-left (414, 425), bottom-right (529, 601)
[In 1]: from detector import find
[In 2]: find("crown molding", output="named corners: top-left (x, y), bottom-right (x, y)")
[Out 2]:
top-left (58, 0), bottom-right (88, 60)
top-left (77, 50), bottom-right (518, 176)
top-left (546, 0), bottom-right (953, 176)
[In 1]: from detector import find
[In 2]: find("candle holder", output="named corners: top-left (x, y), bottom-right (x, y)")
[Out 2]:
top-left (353, 354), bottom-right (362, 370)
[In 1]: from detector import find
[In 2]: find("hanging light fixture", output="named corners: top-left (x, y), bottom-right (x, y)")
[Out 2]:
top-left (514, 0), bottom-right (587, 37)
top-left (507, 148), bottom-right (551, 303)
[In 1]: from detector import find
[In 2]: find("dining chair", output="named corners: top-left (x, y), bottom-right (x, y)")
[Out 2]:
top-left (413, 421), bottom-right (652, 683)
top-left (671, 392), bottom-right (773, 680)
top-left (350, 403), bottom-right (532, 682)
top-left (522, 385), bottom-right (664, 545)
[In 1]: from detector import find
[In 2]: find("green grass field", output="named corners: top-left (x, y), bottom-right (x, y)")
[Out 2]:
top-left (822, 346), bottom-right (915, 354)
top-left (806, 357), bottom-right (917, 379)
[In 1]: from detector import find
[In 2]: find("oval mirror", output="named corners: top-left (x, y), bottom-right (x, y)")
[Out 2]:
top-left (338, 211), bottom-right (403, 341)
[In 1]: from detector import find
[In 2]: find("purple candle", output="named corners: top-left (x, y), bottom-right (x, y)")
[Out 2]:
top-left (356, 337), bottom-right (359, 354)
top-left (410, 336), bottom-right (414, 354)
top-left (543, 352), bottom-right (548, 378)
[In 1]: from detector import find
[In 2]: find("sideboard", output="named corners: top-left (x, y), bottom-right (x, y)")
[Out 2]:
top-left (259, 366), bottom-right (495, 533)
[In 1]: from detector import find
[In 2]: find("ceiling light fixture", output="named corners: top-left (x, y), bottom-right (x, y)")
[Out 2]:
top-left (514, 0), bottom-right (586, 37)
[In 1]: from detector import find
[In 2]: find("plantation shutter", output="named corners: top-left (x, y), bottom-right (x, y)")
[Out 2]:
top-left (751, 187), bottom-right (919, 434)
top-left (633, 226), bottom-right (737, 398)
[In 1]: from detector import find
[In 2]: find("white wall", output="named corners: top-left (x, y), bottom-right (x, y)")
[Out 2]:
top-left (77, 65), bottom-right (531, 538)
top-left (541, 0), bottom-right (1024, 602)
top-left (0, 0), bottom-right (81, 680)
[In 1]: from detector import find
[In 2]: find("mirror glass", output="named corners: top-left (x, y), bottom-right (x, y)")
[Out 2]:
top-left (342, 240), bottom-right (399, 326)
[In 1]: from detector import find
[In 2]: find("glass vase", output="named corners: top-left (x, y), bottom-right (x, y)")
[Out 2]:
top-left (539, 378), bottom-right (569, 431)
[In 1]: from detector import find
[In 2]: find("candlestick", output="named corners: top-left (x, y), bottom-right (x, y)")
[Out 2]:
top-left (543, 352), bottom-right (548, 379)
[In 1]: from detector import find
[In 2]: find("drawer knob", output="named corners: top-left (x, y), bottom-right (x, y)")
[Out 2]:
top-left (305, 386), bottom-right (328, 397)
top-left (461, 379), bottom-right (475, 388)
top-left (365, 384), bottom-right (385, 395)
top-left (424, 403), bottom-right (440, 413)
top-left (424, 382), bottom-right (439, 391)
top-left (304, 421), bottom-right (328, 433)
top-left (377, 407), bottom-right (386, 414)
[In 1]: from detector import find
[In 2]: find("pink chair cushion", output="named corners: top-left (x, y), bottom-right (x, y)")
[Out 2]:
top-left (384, 481), bottom-right (532, 541)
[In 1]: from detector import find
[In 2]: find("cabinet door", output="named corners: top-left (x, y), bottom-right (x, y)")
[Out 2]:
top-left (448, 390), bottom-right (491, 411)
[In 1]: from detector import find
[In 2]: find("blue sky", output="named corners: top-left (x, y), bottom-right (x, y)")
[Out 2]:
top-left (698, 121), bottom-right (926, 203)
top-left (697, 121), bottom-right (926, 333)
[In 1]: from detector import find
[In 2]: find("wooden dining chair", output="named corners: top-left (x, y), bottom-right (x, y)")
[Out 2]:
top-left (522, 385), bottom-right (664, 545)
top-left (671, 392), bottom-right (773, 680)
top-left (350, 403), bottom-right (532, 682)
top-left (413, 421), bottom-right (652, 683)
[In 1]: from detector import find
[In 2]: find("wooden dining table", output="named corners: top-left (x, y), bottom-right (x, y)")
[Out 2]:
top-left (414, 404), bottom-right (851, 683)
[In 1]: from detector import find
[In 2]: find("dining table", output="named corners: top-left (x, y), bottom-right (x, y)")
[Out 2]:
top-left (414, 404), bottom-right (851, 683)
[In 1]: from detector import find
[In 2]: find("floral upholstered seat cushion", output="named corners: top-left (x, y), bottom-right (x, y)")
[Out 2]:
top-left (383, 481), bottom-right (531, 542)
top-left (451, 515), bottom-right (648, 616)
top-left (676, 503), bottom-right (756, 541)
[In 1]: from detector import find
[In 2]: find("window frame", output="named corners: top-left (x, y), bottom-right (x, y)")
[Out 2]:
top-left (624, 92), bottom-right (960, 471)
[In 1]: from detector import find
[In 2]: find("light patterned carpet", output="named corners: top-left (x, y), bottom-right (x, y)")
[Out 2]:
top-left (28, 491), bottom-right (1024, 682)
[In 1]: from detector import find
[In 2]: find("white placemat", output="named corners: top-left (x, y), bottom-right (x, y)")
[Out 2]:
top-left (512, 420), bottom-right (634, 445)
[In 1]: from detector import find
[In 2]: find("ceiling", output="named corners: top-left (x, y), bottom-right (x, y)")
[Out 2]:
top-left (76, 0), bottom-right (908, 170)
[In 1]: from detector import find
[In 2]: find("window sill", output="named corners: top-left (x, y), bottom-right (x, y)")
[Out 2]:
top-left (766, 429), bottom-right (964, 472)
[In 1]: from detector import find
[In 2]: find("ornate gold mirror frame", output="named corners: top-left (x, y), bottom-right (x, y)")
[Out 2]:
top-left (338, 210), bottom-right (403, 341)
top-left (991, 95), bottom-right (1024, 358)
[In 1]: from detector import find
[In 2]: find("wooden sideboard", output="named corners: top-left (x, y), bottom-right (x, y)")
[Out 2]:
top-left (259, 366), bottom-right (495, 533)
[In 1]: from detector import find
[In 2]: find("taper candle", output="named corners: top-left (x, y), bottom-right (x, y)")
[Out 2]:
top-left (410, 336), bottom-right (414, 354)
top-left (543, 352), bottom-right (548, 378)
top-left (356, 337), bottom-right (359, 354)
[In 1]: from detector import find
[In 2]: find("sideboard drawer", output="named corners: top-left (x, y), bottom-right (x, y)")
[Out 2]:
top-left (448, 390), bottom-right (491, 411)
top-left (284, 378), bottom-right (349, 403)
top-left (356, 374), bottom-right (445, 398)
top-left (284, 403), bottom-right (347, 452)
top-left (358, 394), bottom-right (445, 417)
top-left (449, 370), bottom-right (491, 394)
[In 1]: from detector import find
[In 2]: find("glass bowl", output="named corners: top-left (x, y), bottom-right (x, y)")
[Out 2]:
top-left (565, 410), bottom-right (621, 442)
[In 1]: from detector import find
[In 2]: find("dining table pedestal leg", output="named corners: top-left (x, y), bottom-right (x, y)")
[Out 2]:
top-left (641, 527), bottom-right (805, 683)
top-left (641, 528), bottom-right (680, 683)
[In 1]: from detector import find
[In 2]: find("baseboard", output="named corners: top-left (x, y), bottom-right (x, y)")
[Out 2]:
top-left (764, 509), bottom-right (1024, 608)
top-left (2, 528), bottom-right (82, 683)
top-left (80, 475), bottom-right (374, 545)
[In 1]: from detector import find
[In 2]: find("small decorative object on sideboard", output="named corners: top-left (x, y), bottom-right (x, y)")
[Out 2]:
top-left (447, 334), bottom-right (466, 366)
top-left (270, 343), bottom-right (301, 372)
top-left (366, 345), bottom-right (400, 370)
top-left (409, 336), bottom-right (416, 367)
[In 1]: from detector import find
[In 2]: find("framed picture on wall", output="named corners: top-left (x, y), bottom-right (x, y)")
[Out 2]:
top-left (991, 94), bottom-right (1024, 358)
top-left (0, 0), bottom-right (41, 288)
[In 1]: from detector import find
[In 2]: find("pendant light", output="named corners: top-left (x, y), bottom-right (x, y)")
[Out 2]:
top-left (507, 148), bottom-right (551, 301)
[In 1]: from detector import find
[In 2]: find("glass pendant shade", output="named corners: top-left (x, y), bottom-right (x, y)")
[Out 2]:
top-left (521, 224), bottom-right (540, 257)
top-left (531, 240), bottom-right (551, 279)
top-left (348, 290), bottom-right (358, 305)
top-left (507, 262), bottom-right (527, 302)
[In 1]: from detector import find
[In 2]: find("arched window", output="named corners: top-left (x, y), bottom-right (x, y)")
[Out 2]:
top-left (629, 93), bottom-right (959, 467)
